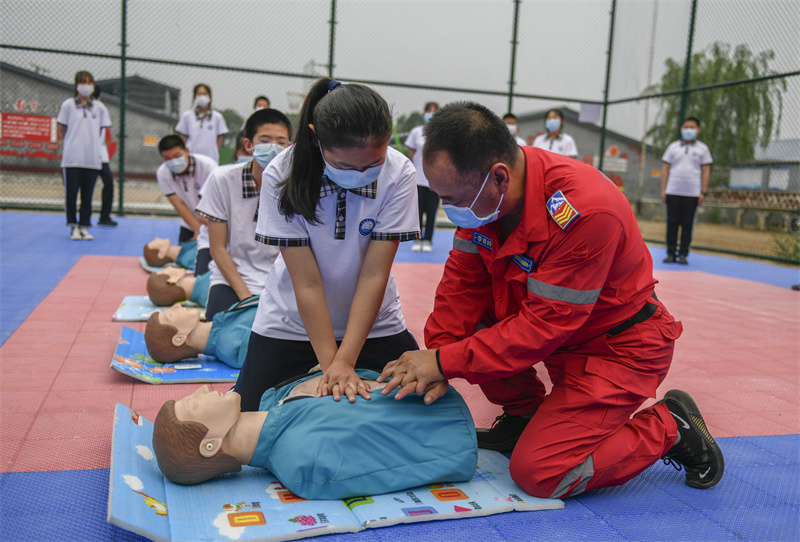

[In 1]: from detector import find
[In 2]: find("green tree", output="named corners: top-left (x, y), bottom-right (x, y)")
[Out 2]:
top-left (219, 108), bottom-right (244, 147)
top-left (647, 42), bottom-right (786, 169)
top-left (396, 111), bottom-right (424, 135)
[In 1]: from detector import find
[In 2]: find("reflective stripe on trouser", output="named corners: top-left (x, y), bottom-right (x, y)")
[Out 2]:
top-left (453, 236), bottom-right (479, 254)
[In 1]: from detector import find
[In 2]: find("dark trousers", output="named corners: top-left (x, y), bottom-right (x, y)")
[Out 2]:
top-left (98, 162), bottom-right (114, 220)
top-left (665, 195), bottom-right (699, 257)
top-left (195, 247), bottom-right (211, 276)
top-left (234, 329), bottom-right (420, 411)
top-left (417, 186), bottom-right (440, 241)
top-left (206, 283), bottom-right (242, 321)
top-left (63, 167), bottom-right (98, 227)
top-left (178, 226), bottom-right (194, 244)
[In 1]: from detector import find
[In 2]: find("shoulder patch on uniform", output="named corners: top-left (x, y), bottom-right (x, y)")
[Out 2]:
top-left (472, 231), bottom-right (492, 250)
top-left (546, 190), bottom-right (580, 230)
top-left (512, 254), bottom-right (534, 273)
top-left (358, 218), bottom-right (376, 236)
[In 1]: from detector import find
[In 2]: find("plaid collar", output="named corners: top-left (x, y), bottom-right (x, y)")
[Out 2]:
top-left (680, 139), bottom-right (697, 146)
top-left (319, 176), bottom-right (378, 199)
top-left (545, 133), bottom-right (562, 141)
top-left (74, 96), bottom-right (94, 109)
top-left (242, 161), bottom-right (258, 198)
top-left (171, 155), bottom-right (196, 180)
top-left (194, 107), bottom-right (212, 120)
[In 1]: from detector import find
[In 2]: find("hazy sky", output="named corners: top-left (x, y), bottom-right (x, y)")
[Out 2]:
top-left (2, 0), bottom-right (798, 141)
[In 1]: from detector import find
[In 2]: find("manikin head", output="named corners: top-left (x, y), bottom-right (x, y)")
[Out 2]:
top-left (147, 268), bottom-right (190, 306)
top-left (152, 385), bottom-right (242, 485)
top-left (143, 238), bottom-right (176, 267)
top-left (145, 305), bottom-right (202, 362)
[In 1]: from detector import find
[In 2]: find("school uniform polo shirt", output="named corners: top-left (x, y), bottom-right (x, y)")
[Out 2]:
top-left (57, 97), bottom-right (111, 169)
top-left (155, 154), bottom-right (217, 230)
top-left (251, 146), bottom-right (420, 341)
top-left (99, 127), bottom-right (110, 164)
top-left (175, 108), bottom-right (228, 164)
top-left (515, 135), bottom-right (527, 146)
top-left (195, 181), bottom-right (211, 251)
top-left (662, 140), bottom-right (713, 197)
top-left (404, 125), bottom-right (430, 187)
top-left (195, 161), bottom-right (279, 295)
top-left (532, 133), bottom-right (578, 157)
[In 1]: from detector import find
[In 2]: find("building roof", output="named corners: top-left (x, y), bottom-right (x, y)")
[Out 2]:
top-left (96, 75), bottom-right (180, 93)
top-left (516, 106), bottom-right (643, 148)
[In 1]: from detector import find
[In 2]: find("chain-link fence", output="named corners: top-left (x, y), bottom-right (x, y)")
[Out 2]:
top-left (2, 0), bottom-right (798, 263)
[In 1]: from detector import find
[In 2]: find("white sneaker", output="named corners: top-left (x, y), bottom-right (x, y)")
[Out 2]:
top-left (70, 226), bottom-right (82, 240)
top-left (411, 240), bottom-right (422, 252)
top-left (422, 240), bottom-right (433, 252)
top-left (80, 226), bottom-right (94, 240)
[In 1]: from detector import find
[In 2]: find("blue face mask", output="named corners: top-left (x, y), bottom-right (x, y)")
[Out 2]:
top-left (423, 112), bottom-right (434, 123)
top-left (319, 143), bottom-right (384, 189)
top-left (252, 143), bottom-right (284, 168)
top-left (545, 118), bottom-right (561, 133)
top-left (165, 155), bottom-right (188, 174)
top-left (237, 155), bottom-right (253, 164)
top-left (442, 170), bottom-right (504, 229)
top-left (681, 128), bottom-right (698, 141)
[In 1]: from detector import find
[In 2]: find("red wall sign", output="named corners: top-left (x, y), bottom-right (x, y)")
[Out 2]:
top-left (0, 113), bottom-right (57, 143)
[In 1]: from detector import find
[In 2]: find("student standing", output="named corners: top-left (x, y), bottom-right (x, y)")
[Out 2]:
top-left (233, 78), bottom-right (421, 411)
top-left (405, 101), bottom-right (439, 252)
top-left (156, 135), bottom-right (218, 243)
top-left (175, 84), bottom-right (228, 164)
top-left (531, 109), bottom-right (578, 158)
top-left (503, 113), bottom-right (527, 147)
top-left (195, 109), bottom-right (290, 320)
top-left (92, 87), bottom-right (117, 226)
top-left (660, 117), bottom-right (712, 264)
top-left (57, 71), bottom-right (111, 240)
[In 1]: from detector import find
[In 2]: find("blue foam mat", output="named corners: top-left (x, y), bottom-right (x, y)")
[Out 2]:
top-left (2, 434), bottom-right (798, 542)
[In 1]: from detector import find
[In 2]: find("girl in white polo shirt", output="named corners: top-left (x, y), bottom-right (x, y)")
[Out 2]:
top-left (57, 71), bottom-right (111, 240)
top-left (233, 78), bottom-right (421, 411)
top-left (531, 109), bottom-right (578, 158)
top-left (175, 83), bottom-right (228, 164)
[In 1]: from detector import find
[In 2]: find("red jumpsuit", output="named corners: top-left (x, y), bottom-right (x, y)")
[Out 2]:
top-left (425, 147), bottom-right (683, 499)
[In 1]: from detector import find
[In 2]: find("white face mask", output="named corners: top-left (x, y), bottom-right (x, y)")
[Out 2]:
top-left (194, 95), bottom-right (211, 108)
top-left (319, 143), bottom-right (384, 190)
top-left (237, 155), bottom-right (253, 164)
top-left (251, 143), bottom-right (285, 168)
top-left (165, 155), bottom-right (188, 174)
top-left (76, 84), bottom-right (94, 98)
top-left (545, 118), bottom-right (562, 133)
top-left (681, 128), bottom-right (698, 141)
top-left (507, 123), bottom-right (518, 135)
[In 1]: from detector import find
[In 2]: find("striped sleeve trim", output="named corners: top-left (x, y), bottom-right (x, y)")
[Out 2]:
top-left (371, 231), bottom-right (420, 242)
top-left (196, 210), bottom-right (226, 223)
top-left (254, 234), bottom-right (309, 247)
top-left (453, 236), bottom-right (479, 254)
top-left (527, 277), bottom-right (600, 305)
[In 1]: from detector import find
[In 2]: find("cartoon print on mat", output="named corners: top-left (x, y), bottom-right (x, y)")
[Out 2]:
top-left (123, 475), bottom-right (167, 516)
top-left (265, 480), bottom-right (307, 503)
top-left (124, 406), bottom-right (144, 426)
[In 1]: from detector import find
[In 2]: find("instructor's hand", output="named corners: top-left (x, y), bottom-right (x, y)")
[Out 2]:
top-left (378, 349), bottom-right (445, 403)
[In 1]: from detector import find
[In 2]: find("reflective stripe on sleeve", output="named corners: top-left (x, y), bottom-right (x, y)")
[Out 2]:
top-left (453, 236), bottom-right (479, 254)
top-left (527, 277), bottom-right (600, 305)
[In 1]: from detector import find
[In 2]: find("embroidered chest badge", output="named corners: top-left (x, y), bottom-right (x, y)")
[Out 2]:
top-left (513, 254), bottom-right (534, 273)
top-left (472, 231), bottom-right (492, 250)
top-left (546, 190), bottom-right (580, 230)
top-left (358, 218), bottom-right (376, 236)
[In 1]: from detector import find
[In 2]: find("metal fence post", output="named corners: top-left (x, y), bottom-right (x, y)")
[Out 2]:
top-left (677, 0), bottom-right (698, 136)
top-left (117, 0), bottom-right (127, 216)
top-left (597, 0), bottom-right (617, 172)
top-left (328, 0), bottom-right (337, 78)
top-left (507, 0), bottom-right (521, 114)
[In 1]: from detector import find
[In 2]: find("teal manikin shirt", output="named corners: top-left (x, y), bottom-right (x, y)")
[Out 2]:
top-left (204, 297), bottom-right (257, 369)
top-left (249, 369), bottom-right (478, 500)
top-left (174, 240), bottom-right (197, 271)
top-left (189, 271), bottom-right (210, 308)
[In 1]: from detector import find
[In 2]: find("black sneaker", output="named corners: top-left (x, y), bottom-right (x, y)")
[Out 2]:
top-left (663, 255), bottom-right (676, 263)
top-left (98, 217), bottom-right (118, 226)
top-left (661, 390), bottom-right (724, 489)
top-left (476, 412), bottom-right (532, 453)
top-left (677, 255), bottom-right (688, 265)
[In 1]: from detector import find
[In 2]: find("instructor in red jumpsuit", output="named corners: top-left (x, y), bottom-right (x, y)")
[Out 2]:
top-left (379, 102), bottom-right (724, 499)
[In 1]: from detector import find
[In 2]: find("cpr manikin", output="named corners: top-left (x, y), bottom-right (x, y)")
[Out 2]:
top-left (143, 238), bottom-right (196, 269)
top-left (147, 267), bottom-right (209, 308)
top-left (144, 300), bottom-right (256, 368)
top-left (152, 370), bottom-right (477, 500)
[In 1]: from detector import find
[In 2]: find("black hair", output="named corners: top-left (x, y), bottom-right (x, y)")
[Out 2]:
top-left (92, 85), bottom-right (102, 100)
top-left (244, 108), bottom-right (292, 142)
top-left (158, 134), bottom-right (186, 153)
top-left (73, 71), bottom-right (94, 97)
top-left (683, 116), bottom-right (701, 128)
top-left (234, 131), bottom-right (248, 156)
top-left (545, 109), bottom-right (564, 124)
top-left (193, 84), bottom-right (212, 100)
top-left (502, 113), bottom-right (517, 121)
top-left (423, 101), bottom-right (519, 185)
top-left (254, 95), bottom-right (271, 108)
top-left (424, 102), bottom-right (440, 112)
top-left (279, 77), bottom-right (392, 223)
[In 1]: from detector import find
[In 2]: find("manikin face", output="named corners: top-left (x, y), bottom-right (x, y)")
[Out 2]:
top-left (147, 238), bottom-right (173, 260)
top-left (159, 304), bottom-right (201, 346)
top-left (158, 267), bottom-right (187, 285)
top-left (173, 385), bottom-right (241, 450)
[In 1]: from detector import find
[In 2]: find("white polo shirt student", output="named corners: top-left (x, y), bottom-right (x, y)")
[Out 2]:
top-left (531, 109), bottom-right (578, 158)
top-left (156, 136), bottom-right (217, 243)
top-left (175, 84), bottom-right (228, 164)
top-left (404, 101), bottom-right (441, 252)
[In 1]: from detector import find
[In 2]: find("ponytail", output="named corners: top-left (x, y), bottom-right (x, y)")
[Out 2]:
top-left (279, 78), bottom-right (392, 223)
